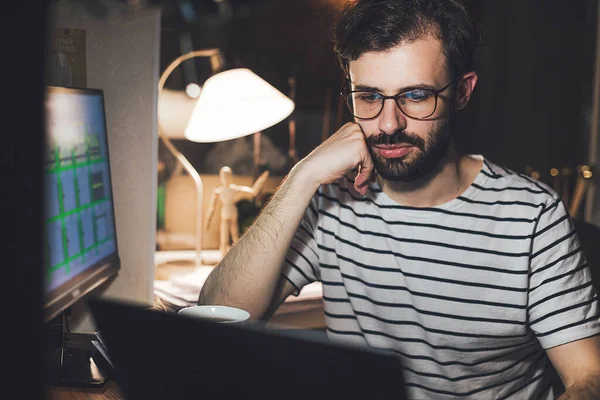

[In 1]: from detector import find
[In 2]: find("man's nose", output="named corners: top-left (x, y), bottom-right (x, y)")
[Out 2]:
top-left (378, 98), bottom-right (407, 135)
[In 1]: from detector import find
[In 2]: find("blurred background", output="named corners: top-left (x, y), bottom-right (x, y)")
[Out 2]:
top-left (44, 0), bottom-right (600, 224)
top-left (155, 0), bottom-right (599, 219)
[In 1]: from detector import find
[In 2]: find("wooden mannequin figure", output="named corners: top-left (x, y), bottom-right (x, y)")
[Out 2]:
top-left (205, 166), bottom-right (269, 256)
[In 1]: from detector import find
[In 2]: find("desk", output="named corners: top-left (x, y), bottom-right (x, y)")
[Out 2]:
top-left (46, 380), bottom-right (123, 400)
top-left (153, 250), bottom-right (326, 329)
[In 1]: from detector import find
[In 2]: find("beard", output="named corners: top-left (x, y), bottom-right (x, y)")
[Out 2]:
top-left (366, 117), bottom-right (453, 182)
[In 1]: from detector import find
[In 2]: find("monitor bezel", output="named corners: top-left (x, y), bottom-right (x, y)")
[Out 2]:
top-left (43, 85), bottom-right (121, 323)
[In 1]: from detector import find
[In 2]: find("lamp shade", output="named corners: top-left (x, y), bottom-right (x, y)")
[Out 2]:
top-left (158, 88), bottom-right (196, 139)
top-left (184, 68), bottom-right (295, 143)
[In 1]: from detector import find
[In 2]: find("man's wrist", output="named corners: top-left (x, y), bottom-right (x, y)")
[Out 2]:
top-left (288, 159), bottom-right (322, 193)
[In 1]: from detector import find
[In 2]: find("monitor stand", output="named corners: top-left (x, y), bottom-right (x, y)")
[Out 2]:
top-left (44, 311), bottom-right (109, 388)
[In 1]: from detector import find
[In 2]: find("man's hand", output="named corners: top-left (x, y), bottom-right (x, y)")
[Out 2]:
top-left (199, 122), bottom-right (375, 318)
top-left (298, 122), bottom-right (375, 195)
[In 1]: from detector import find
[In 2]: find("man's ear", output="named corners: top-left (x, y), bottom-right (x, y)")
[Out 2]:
top-left (454, 71), bottom-right (478, 110)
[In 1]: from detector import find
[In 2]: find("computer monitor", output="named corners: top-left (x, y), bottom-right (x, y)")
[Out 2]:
top-left (43, 86), bottom-right (120, 387)
top-left (88, 297), bottom-right (407, 399)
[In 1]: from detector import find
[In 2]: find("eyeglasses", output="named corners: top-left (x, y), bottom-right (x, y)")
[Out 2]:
top-left (340, 77), bottom-right (459, 120)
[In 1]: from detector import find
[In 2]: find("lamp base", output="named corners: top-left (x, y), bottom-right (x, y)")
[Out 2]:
top-left (154, 249), bottom-right (223, 276)
top-left (155, 258), bottom-right (211, 281)
top-left (159, 259), bottom-right (201, 268)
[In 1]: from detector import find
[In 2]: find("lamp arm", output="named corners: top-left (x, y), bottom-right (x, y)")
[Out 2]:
top-left (157, 49), bottom-right (223, 96)
top-left (157, 49), bottom-right (224, 267)
top-left (160, 135), bottom-right (204, 267)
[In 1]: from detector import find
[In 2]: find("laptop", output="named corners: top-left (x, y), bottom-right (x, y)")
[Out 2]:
top-left (88, 297), bottom-right (407, 399)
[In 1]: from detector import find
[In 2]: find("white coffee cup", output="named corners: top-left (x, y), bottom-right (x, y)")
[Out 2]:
top-left (177, 305), bottom-right (250, 324)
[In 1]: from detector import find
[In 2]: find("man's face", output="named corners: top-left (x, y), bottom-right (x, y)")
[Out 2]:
top-left (348, 35), bottom-right (455, 182)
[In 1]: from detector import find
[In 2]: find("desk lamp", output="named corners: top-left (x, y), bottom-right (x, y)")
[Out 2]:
top-left (158, 49), bottom-right (294, 268)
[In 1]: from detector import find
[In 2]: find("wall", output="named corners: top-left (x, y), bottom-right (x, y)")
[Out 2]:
top-left (588, 0), bottom-right (600, 227)
top-left (161, 174), bottom-right (283, 251)
top-left (455, 0), bottom-right (598, 222)
top-left (48, 2), bottom-right (161, 332)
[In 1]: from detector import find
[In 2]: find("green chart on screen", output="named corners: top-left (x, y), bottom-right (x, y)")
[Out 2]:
top-left (45, 124), bottom-right (116, 292)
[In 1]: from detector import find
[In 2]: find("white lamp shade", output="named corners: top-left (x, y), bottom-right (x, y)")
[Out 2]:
top-left (158, 88), bottom-right (196, 139)
top-left (184, 68), bottom-right (295, 143)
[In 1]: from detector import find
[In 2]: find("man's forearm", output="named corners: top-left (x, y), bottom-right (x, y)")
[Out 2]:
top-left (198, 164), bottom-right (319, 319)
top-left (558, 374), bottom-right (600, 399)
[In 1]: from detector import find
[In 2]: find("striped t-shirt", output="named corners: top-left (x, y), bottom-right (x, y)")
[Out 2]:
top-left (282, 155), bottom-right (600, 399)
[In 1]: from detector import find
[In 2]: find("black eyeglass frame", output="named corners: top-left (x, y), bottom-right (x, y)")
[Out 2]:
top-left (340, 76), bottom-right (461, 121)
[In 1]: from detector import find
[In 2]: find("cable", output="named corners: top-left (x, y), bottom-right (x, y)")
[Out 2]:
top-left (64, 308), bottom-right (71, 333)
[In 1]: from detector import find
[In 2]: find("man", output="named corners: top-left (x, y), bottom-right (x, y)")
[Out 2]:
top-left (199, 0), bottom-right (600, 398)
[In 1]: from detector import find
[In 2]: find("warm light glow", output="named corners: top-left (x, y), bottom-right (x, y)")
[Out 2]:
top-left (186, 83), bottom-right (202, 98)
top-left (46, 93), bottom-right (87, 151)
top-left (185, 68), bottom-right (295, 143)
top-left (318, 0), bottom-right (354, 9)
top-left (583, 170), bottom-right (593, 179)
top-left (550, 168), bottom-right (559, 177)
top-left (89, 356), bottom-right (103, 380)
top-left (158, 89), bottom-right (197, 139)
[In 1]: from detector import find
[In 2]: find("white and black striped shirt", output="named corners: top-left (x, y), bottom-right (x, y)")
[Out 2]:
top-left (282, 155), bottom-right (600, 399)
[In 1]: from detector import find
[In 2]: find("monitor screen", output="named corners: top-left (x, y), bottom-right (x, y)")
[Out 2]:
top-left (43, 86), bottom-right (120, 322)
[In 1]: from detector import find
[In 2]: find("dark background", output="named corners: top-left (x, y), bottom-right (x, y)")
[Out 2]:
top-left (4, 1), bottom-right (45, 398)
top-left (160, 0), bottom-right (598, 194)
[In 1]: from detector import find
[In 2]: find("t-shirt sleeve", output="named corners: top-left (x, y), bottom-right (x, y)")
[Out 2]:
top-left (281, 193), bottom-right (320, 296)
top-left (528, 196), bottom-right (600, 349)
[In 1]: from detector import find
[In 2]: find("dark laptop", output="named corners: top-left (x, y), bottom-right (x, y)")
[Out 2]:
top-left (88, 297), bottom-right (407, 399)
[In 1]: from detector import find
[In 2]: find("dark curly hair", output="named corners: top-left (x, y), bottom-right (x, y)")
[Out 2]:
top-left (334, 0), bottom-right (479, 80)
